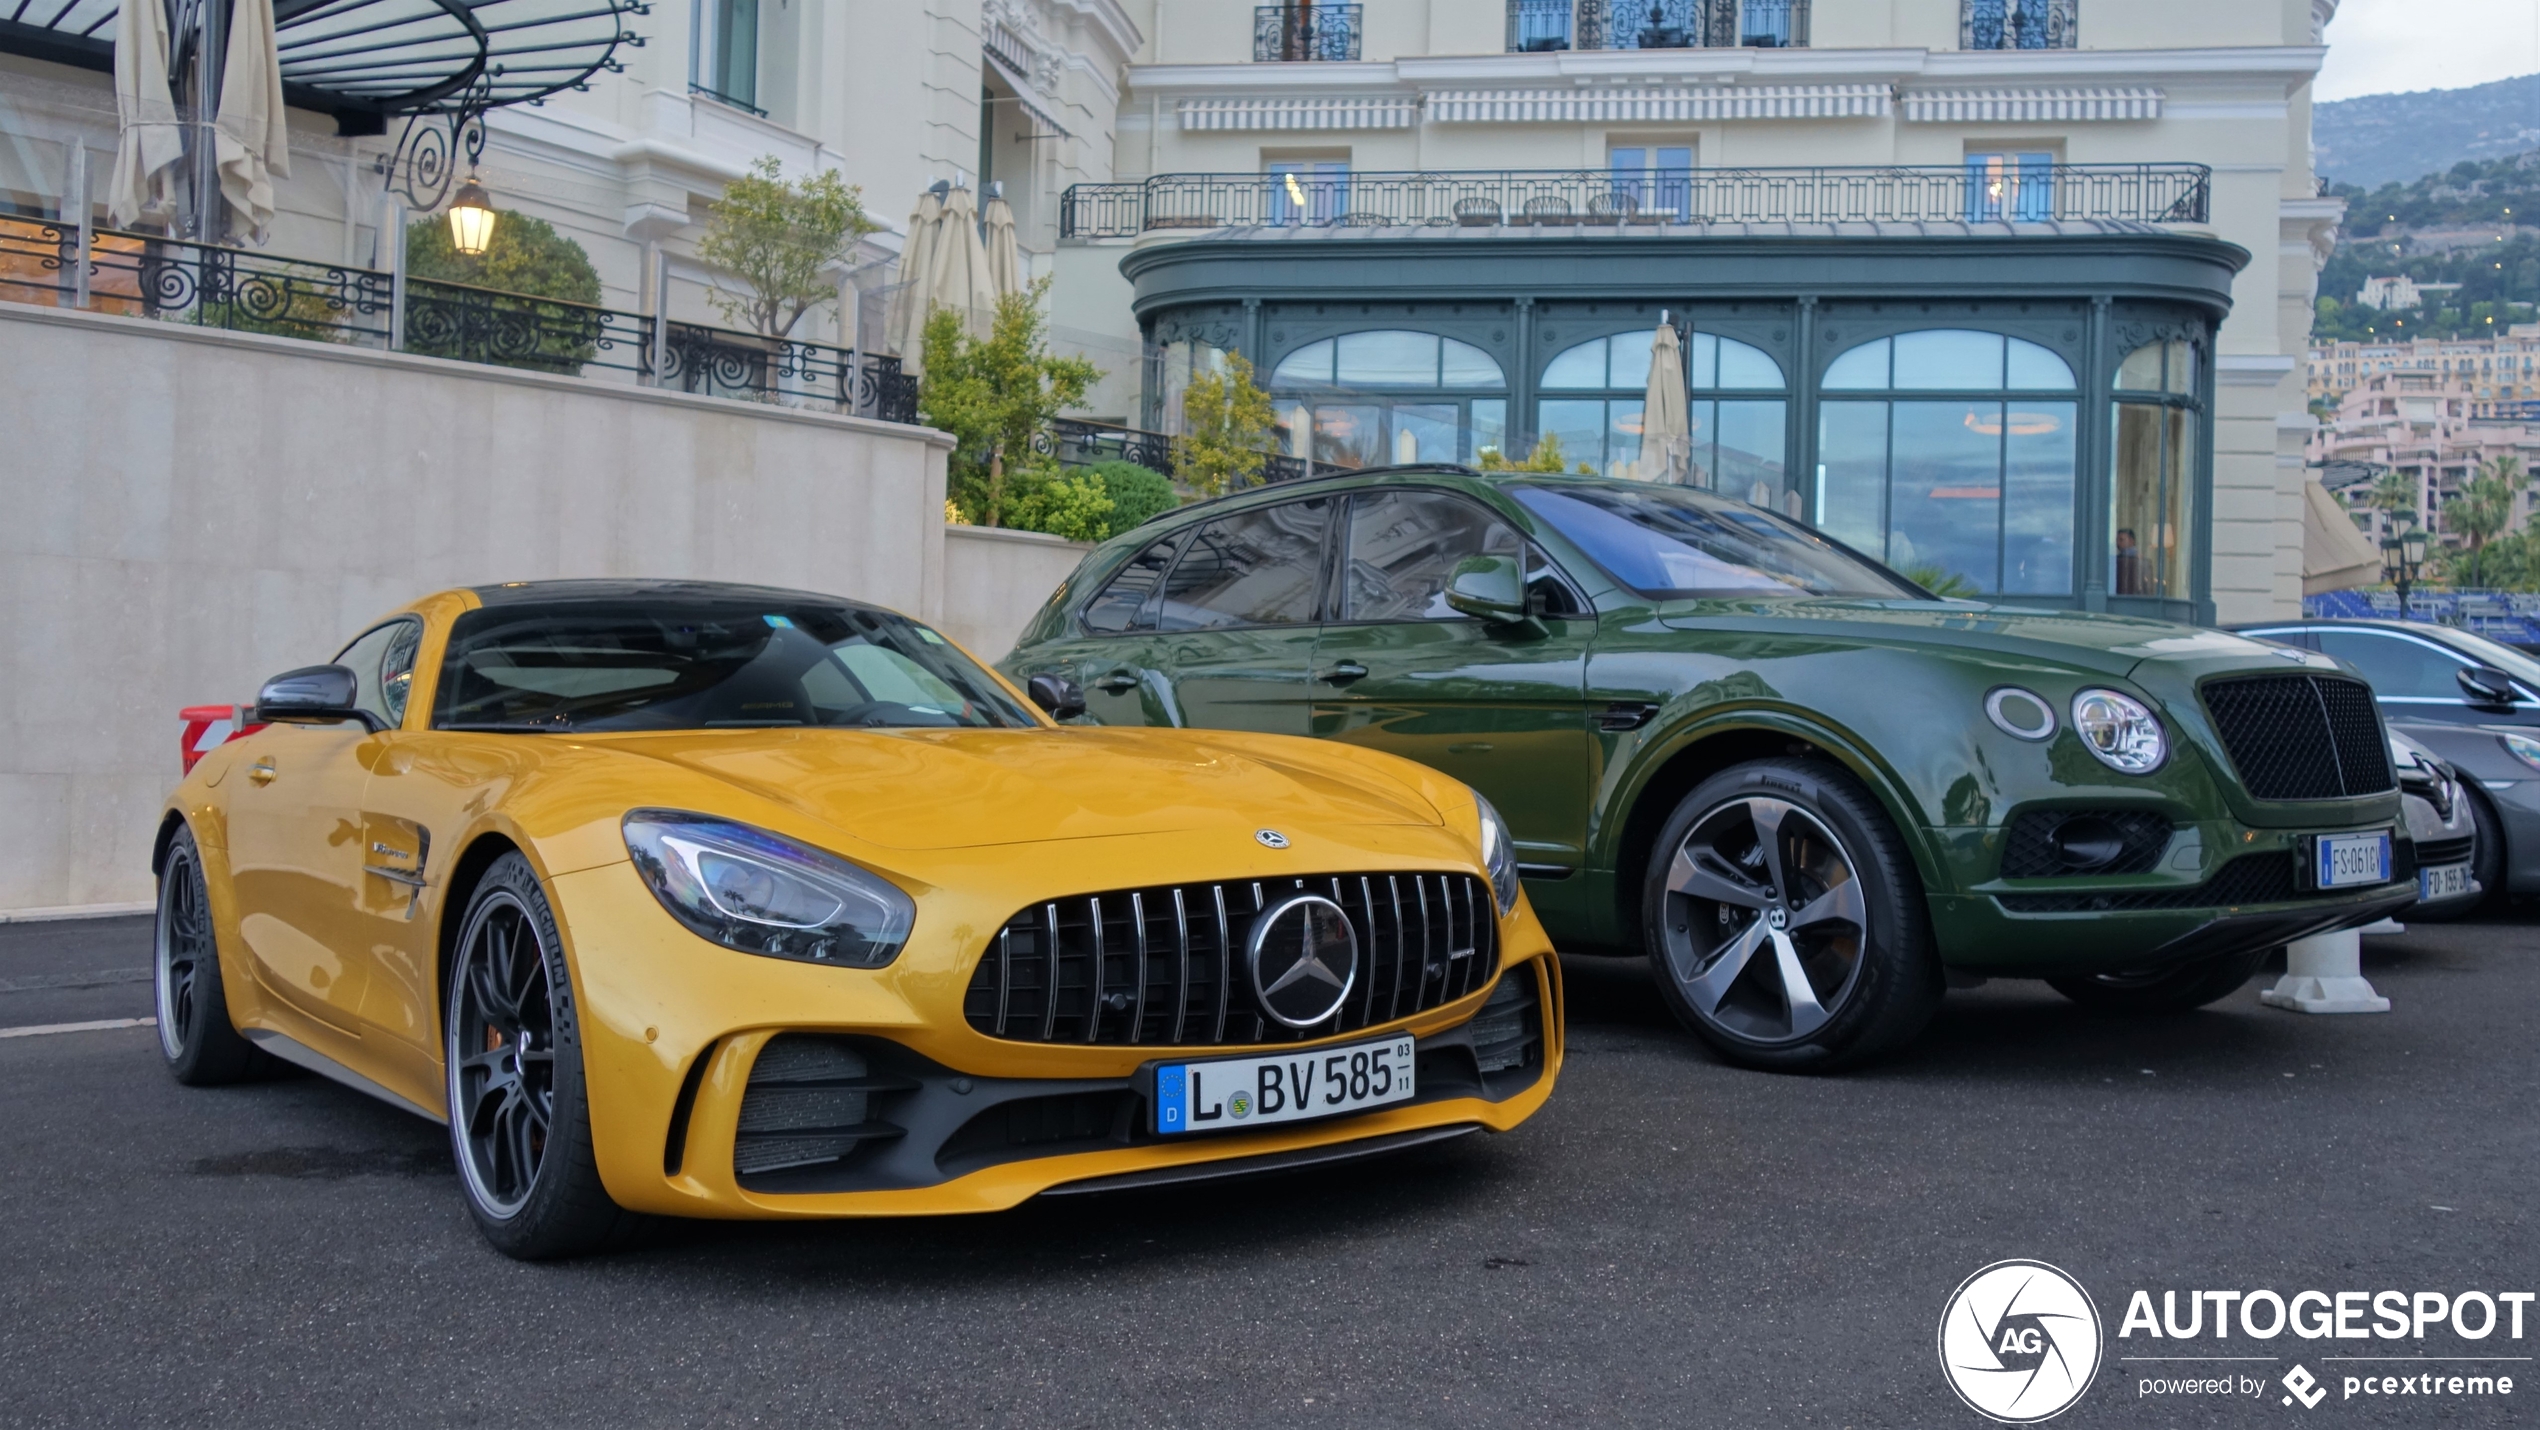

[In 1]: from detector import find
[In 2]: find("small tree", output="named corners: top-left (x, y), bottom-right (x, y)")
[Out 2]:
top-left (1086, 460), bottom-right (1179, 538)
top-left (1476, 434), bottom-right (1585, 474)
top-left (1172, 355), bottom-right (1279, 497)
top-left (696, 156), bottom-right (879, 338)
top-left (916, 277), bottom-right (1102, 530)
top-left (2452, 455), bottom-right (2529, 588)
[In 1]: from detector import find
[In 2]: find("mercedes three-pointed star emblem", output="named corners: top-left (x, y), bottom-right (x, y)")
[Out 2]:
top-left (1246, 892), bottom-right (1360, 1028)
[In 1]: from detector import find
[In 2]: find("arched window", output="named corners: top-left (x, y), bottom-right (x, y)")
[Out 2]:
top-left (2111, 338), bottom-right (2201, 600)
top-left (1537, 331), bottom-right (1788, 502)
top-left (1814, 329), bottom-right (2079, 597)
top-left (1267, 330), bottom-right (1507, 468)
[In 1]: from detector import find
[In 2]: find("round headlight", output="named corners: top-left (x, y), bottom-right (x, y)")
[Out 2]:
top-left (2071, 689), bottom-right (2167, 775)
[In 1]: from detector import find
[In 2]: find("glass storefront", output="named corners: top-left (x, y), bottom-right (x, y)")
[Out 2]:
top-left (2111, 339), bottom-right (2200, 600)
top-left (1268, 330), bottom-right (1507, 467)
top-left (1536, 330), bottom-right (1788, 508)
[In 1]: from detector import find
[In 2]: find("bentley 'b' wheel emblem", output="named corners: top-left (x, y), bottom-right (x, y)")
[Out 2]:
top-left (1247, 893), bottom-right (1360, 1028)
top-left (1255, 829), bottom-right (1290, 849)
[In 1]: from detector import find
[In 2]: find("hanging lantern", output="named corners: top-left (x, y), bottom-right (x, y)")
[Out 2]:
top-left (447, 172), bottom-right (498, 256)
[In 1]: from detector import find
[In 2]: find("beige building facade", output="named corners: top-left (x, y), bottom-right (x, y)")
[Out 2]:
top-left (2308, 324), bottom-right (2540, 415)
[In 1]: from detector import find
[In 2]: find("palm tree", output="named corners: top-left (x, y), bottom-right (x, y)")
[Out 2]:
top-left (2453, 456), bottom-right (2529, 590)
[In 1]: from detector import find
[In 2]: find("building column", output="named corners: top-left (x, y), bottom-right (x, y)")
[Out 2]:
top-left (2080, 296), bottom-right (2112, 612)
top-left (1512, 296), bottom-right (1536, 454)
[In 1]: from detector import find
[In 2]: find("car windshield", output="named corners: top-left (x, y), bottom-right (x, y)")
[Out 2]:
top-left (1509, 484), bottom-right (1921, 600)
top-left (2427, 626), bottom-right (2540, 690)
top-left (433, 600), bottom-right (1035, 732)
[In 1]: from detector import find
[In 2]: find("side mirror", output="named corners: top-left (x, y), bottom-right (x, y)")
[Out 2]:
top-left (1026, 672), bottom-right (1086, 720)
top-left (254, 665), bottom-right (375, 729)
top-left (2458, 665), bottom-right (2521, 706)
top-left (1443, 555), bottom-right (1529, 623)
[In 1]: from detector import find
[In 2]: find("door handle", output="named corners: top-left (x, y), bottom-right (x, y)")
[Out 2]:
top-left (1318, 662), bottom-right (1369, 686)
top-left (247, 759), bottom-right (277, 785)
top-left (1093, 671), bottom-right (1140, 693)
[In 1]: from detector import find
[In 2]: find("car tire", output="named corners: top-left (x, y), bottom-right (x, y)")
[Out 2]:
top-left (2045, 945), bottom-right (2270, 1013)
top-left (154, 826), bottom-right (276, 1085)
top-left (445, 852), bottom-right (639, 1261)
top-left (1642, 758), bottom-right (1942, 1072)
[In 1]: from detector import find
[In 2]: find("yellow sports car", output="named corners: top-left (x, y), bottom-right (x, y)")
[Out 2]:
top-left (155, 581), bottom-right (1561, 1257)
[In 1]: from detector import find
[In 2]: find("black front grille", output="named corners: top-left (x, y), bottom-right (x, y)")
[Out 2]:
top-left (2201, 674), bottom-right (2395, 800)
top-left (1999, 851), bottom-right (2320, 913)
top-left (2000, 809), bottom-right (2173, 878)
top-left (2415, 835), bottom-right (2474, 868)
top-left (963, 873), bottom-right (1496, 1047)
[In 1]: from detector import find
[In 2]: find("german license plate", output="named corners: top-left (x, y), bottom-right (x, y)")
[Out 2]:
top-left (2420, 862), bottom-right (2473, 902)
top-left (1153, 1036), bottom-right (1415, 1135)
top-left (2313, 830), bottom-right (2392, 889)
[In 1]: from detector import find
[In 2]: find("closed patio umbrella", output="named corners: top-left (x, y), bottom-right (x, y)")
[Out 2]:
top-left (1635, 318), bottom-right (1691, 483)
top-left (107, 0), bottom-right (184, 228)
top-left (881, 183), bottom-right (945, 366)
top-left (983, 182), bottom-right (1023, 298)
top-left (2302, 475), bottom-right (2384, 596)
top-left (214, 0), bottom-right (290, 241)
top-left (925, 180), bottom-right (997, 342)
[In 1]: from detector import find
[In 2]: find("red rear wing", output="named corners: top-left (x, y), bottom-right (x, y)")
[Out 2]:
top-left (180, 705), bottom-right (267, 775)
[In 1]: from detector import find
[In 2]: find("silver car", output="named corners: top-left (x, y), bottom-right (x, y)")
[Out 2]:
top-left (2394, 729), bottom-right (2480, 921)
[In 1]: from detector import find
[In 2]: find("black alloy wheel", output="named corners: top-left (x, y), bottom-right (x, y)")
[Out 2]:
top-left (1644, 759), bottom-right (1941, 1071)
top-left (2046, 945), bottom-right (2271, 1013)
top-left (444, 852), bottom-right (634, 1259)
top-left (154, 826), bottom-right (271, 1084)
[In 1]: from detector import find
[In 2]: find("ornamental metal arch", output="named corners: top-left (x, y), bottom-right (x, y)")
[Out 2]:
top-left (0, 0), bottom-right (647, 129)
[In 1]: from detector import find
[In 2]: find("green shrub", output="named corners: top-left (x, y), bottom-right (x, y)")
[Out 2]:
top-left (1087, 460), bottom-right (1177, 538)
top-left (403, 209), bottom-right (604, 373)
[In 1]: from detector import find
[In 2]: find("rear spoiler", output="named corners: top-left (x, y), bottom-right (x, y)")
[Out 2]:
top-left (180, 705), bottom-right (266, 775)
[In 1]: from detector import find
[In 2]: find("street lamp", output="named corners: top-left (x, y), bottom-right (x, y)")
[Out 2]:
top-left (447, 171), bottom-right (498, 257)
top-left (2382, 510), bottom-right (2430, 619)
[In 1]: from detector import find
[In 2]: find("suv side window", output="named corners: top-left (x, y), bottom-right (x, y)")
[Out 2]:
top-left (1343, 489), bottom-right (1585, 621)
top-left (1081, 533), bottom-right (1182, 634)
top-left (335, 618), bottom-right (424, 728)
top-left (1155, 498), bottom-right (1333, 630)
top-left (2313, 629), bottom-right (2468, 700)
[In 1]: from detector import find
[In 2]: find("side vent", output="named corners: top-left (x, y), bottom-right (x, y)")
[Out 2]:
top-left (734, 1036), bottom-right (915, 1181)
top-left (1470, 970), bottom-right (1541, 1076)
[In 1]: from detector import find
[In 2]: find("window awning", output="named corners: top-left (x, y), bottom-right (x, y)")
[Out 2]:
top-left (0, 0), bottom-right (646, 130)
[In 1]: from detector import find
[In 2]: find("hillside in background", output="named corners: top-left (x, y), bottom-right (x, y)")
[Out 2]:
top-left (2315, 74), bottom-right (2540, 190)
top-left (2312, 152), bottom-right (2539, 342)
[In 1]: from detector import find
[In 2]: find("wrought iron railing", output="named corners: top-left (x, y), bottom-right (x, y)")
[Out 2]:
top-left (1962, 0), bottom-right (2076, 49)
top-left (0, 215), bottom-right (919, 424)
top-left (1505, 0), bottom-right (1809, 49)
top-left (1045, 418), bottom-right (1312, 487)
top-left (688, 80), bottom-right (768, 117)
top-left (1253, 3), bottom-right (1363, 61)
top-left (1061, 164), bottom-right (2211, 238)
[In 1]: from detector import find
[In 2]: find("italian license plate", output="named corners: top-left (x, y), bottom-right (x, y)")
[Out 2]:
top-left (1153, 1036), bottom-right (1415, 1135)
top-left (2420, 862), bottom-right (2473, 902)
top-left (2313, 830), bottom-right (2392, 889)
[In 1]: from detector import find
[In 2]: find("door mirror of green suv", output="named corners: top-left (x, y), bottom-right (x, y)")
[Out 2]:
top-left (1444, 555), bottom-right (1528, 623)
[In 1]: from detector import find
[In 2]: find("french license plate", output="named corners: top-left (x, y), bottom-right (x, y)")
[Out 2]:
top-left (1153, 1036), bottom-right (1415, 1135)
top-left (2420, 862), bottom-right (2473, 902)
top-left (2312, 830), bottom-right (2392, 889)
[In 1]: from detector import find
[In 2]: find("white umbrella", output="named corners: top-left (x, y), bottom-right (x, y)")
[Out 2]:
top-left (2303, 476), bottom-right (2384, 596)
top-left (214, 0), bottom-right (290, 241)
top-left (107, 0), bottom-right (184, 228)
top-left (925, 180), bottom-right (997, 342)
top-left (881, 184), bottom-right (944, 364)
top-left (983, 184), bottom-right (1023, 298)
top-left (1634, 319), bottom-right (1691, 483)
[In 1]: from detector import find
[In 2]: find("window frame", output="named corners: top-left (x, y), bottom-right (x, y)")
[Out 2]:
top-left (1327, 486), bottom-right (1587, 627)
top-left (1145, 495), bottom-right (1342, 634)
top-left (1266, 328), bottom-right (1511, 470)
top-left (2108, 336), bottom-right (2206, 606)
top-left (1536, 326), bottom-right (1790, 485)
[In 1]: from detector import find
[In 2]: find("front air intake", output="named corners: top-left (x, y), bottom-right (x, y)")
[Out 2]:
top-left (733, 1036), bottom-right (913, 1180)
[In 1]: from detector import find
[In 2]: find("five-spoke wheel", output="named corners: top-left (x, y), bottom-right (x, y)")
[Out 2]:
top-left (1643, 760), bottom-right (1941, 1071)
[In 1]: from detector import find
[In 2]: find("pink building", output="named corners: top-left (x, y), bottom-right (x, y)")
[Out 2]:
top-left (2308, 371), bottom-right (2540, 548)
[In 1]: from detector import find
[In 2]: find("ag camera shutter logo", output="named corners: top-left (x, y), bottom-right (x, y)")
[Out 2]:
top-left (1939, 1260), bottom-right (2104, 1423)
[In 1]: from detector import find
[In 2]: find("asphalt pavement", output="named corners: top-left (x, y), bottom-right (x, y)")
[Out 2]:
top-left (0, 913), bottom-right (2531, 1428)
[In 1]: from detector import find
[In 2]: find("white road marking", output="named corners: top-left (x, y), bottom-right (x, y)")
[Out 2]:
top-left (0, 1017), bottom-right (157, 1039)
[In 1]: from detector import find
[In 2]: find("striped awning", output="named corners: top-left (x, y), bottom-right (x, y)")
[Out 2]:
top-left (1899, 87), bottom-right (2164, 123)
top-left (1426, 84), bottom-right (1892, 124)
top-left (1177, 95), bottom-right (1418, 131)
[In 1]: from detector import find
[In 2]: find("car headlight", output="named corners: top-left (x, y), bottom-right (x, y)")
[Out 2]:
top-left (623, 810), bottom-right (915, 968)
top-left (2501, 731), bottom-right (2540, 774)
top-left (1476, 792), bottom-right (1519, 918)
top-left (2071, 689), bottom-right (2167, 775)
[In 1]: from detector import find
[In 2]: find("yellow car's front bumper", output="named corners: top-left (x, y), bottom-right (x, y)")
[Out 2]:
top-left (549, 860), bottom-right (1564, 1219)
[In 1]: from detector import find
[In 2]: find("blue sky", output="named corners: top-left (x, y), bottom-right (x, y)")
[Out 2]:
top-left (2315, 0), bottom-right (2540, 101)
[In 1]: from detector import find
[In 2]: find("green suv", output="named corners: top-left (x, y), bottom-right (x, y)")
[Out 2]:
top-left (1003, 466), bottom-right (2414, 1069)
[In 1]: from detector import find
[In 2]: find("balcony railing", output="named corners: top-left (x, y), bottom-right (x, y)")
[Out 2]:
top-left (0, 216), bottom-right (918, 424)
top-left (1962, 0), bottom-right (2077, 49)
top-left (1253, 3), bottom-right (1363, 61)
top-left (1061, 164), bottom-right (2211, 239)
top-left (1505, 0), bottom-right (1809, 50)
top-left (1042, 418), bottom-right (1311, 486)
